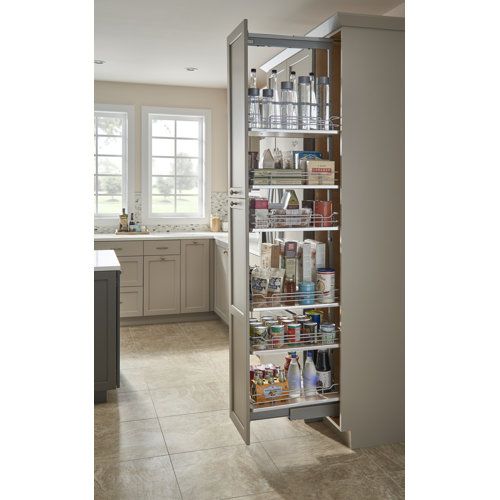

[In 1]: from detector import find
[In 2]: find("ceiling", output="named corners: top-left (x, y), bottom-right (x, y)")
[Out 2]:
top-left (94, 0), bottom-right (402, 88)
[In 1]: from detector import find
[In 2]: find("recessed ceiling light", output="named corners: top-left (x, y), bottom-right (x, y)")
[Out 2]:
top-left (185, 67), bottom-right (198, 72)
top-left (94, 60), bottom-right (105, 65)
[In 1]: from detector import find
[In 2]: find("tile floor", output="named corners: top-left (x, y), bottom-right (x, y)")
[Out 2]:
top-left (95, 319), bottom-right (405, 499)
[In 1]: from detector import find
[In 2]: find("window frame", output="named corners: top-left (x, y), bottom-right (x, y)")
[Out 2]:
top-left (141, 106), bottom-right (212, 225)
top-left (94, 103), bottom-right (135, 224)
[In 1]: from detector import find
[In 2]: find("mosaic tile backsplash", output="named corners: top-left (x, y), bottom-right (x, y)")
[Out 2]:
top-left (94, 191), bottom-right (228, 234)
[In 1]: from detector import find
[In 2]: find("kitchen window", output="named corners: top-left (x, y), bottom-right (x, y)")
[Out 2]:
top-left (94, 104), bottom-right (134, 221)
top-left (142, 107), bottom-right (211, 224)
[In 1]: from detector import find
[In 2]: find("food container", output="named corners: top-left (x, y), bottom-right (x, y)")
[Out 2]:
top-left (270, 324), bottom-right (285, 347)
top-left (303, 321), bottom-right (318, 343)
top-left (316, 268), bottom-right (335, 303)
top-left (298, 281), bottom-right (315, 305)
top-left (286, 323), bottom-right (301, 345)
top-left (320, 323), bottom-right (336, 343)
top-left (306, 311), bottom-right (322, 328)
top-left (314, 200), bottom-right (333, 227)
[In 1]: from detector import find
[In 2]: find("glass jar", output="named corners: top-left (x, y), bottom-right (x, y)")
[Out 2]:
top-left (280, 81), bottom-right (297, 129)
top-left (268, 69), bottom-right (281, 129)
top-left (248, 87), bottom-right (260, 129)
top-left (320, 323), bottom-right (336, 344)
top-left (298, 76), bottom-right (311, 130)
top-left (309, 72), bottom-right (318, 130)
top-left (317, 76), bottom-right (330, 130)
top-left (261, 88), bottom-right (273, 129)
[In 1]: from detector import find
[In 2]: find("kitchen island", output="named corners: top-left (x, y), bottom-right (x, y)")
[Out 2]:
top-left (94, 250), bottom-right (121, 403)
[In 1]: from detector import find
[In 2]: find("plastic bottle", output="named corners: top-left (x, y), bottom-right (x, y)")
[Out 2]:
top-left (315, 349), bottom-right (332, 392)
top-left (287, 352), bottom-right (301, 398)
top-left (268, 69), bottom-right (281, 128)
top-left (303, 351), bottom-right (318, 396)
top-left (249, 68), bottom-right (257, 89)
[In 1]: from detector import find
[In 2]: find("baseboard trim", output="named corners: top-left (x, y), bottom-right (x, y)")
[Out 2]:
top-left (323, 416), bottom-right (352, 448)
top-left (122, 311), bottom-right (219, 326)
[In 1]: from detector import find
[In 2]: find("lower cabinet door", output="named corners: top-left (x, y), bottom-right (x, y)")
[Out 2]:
top-left (144, 255), bottom-right (181, 316)
top-left (181, 240), bottom-right (210, 313)
top-left (120, 286), bottom-right (143, 318)
top-left (214, 244), bottom-right (229, 324)
top-left (118, 256), bottom-right (144, 287)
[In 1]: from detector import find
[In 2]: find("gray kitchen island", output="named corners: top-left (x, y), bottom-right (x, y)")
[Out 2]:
top-left (94, 250), bottom-right (121, 403)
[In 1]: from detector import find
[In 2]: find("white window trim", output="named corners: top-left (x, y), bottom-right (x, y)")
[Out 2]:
top-left (94, 103), bottom-right (135, 224)
top-left (141, 106), bottom-right (212, 225)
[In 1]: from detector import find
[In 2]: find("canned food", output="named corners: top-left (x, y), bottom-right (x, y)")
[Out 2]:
top-left (298, 281), bottom-right (315, 305)
top-left (303, 321), bottom-right (318, 343)
top-left (277, 315), bottom-right (291, 323)
top-left (261, 316), bottom-right (274, 323)
top-left (306, 312), bottom-right (322, 328)
top-left (320, 323), bottom-right (336, 343)
top-left (294, 314), bottom-right (309, 322)
top-left (316, 268), bottom-right (335, 303)
top-left (250, 322), bottom-right (264, 337)
top-left (252, 325), bottom-right (269, 340)
top-left (286, 323), bottom-right (302, 344)
top-left (270, 324), bottom-right (285, 347)
top-left (251, 336), bottom-right (267, 350)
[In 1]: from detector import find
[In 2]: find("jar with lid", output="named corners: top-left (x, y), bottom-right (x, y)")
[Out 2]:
top-left (317, 76), bottom-right (330, 130)
top-left (248, 87), bottom-right (260, 129)
top-left (298, 76), bottom-right (311, 130)
top-left (261, 88), bottom-right (273, 129)
top-left (309, 72), bottom-right (318, 130)
top-left (268, 69), bottom-right (281, 129)
top-left (280, 81), bottom-right (297, 129)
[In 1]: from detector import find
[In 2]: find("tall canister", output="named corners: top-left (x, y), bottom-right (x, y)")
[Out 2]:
top-left (317, 76), bottom-right (330, 130)
top-left (298, 75), bottom-right (311, 130)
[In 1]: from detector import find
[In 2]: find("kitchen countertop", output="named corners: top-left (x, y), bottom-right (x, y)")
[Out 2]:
top-left (94, 231), bottom-right (226, 242)
top-left (94, 250), bottom-right (121, 272)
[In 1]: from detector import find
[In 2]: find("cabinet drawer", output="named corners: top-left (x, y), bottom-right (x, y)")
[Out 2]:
top-left (144, 240), bottom-right (180, 256)
top-left (119, 256), bottom-right (143, 287)
top-left (120, 287), bottom-right (143, 318)
top-left (95, 240), bottom-right (143, 257)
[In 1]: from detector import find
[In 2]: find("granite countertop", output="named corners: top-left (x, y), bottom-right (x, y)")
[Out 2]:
top-left (94, 250), bottom-right (121, 272)
top-left (94, 231), bottom-right (225, 242)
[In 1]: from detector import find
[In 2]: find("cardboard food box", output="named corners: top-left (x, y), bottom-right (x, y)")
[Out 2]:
top-left (304, 239), bottom-right (326, 282)
top-left (253, 380), bottom-right (289, 403)
top-left (302, 240), bottom-right (317, 283)
top-left (306, 160), bottom-right (336, 184)
top-left (261, 243), bottom-right (280, 268)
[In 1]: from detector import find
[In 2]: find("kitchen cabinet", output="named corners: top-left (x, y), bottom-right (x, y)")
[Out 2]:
top-left (144, 255), bottom-right (181, 316)
top-left (120, 286), bottom-right (143, 317)
top-left (180, 239), bottom-right (210, 313)
top-left (214, 242), bottom-right (229, 324)
top-left (94, 270), bottom-right (119, 402)
top-left (118, 256), bottom-right (143, 287)
top-left (227, 14), bottom-right (404, 448)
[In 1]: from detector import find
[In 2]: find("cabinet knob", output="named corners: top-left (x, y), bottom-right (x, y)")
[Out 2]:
top-left (230, 201), bottom-right (238, 207)
top-left (223, 250), bottom-right (228, 255)
top-left (229, 189), bottom-right (239, 195)
top-left (160, 257), bottom-right (166, 261)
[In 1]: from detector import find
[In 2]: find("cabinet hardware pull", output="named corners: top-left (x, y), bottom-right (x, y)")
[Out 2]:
top-left (156, 246), bottom-right (169, 249)
top-left (193, 241), bottom-right (198, 244)
top-left (229, 189), bottom-right (239, 195)
top-left (120, 301), bottom-right (123, 304)
top-left (223, 250), bottom-right (228, 255)
top-left (160, 257), bottom-right (166, 261)
top-left (115, 248), bottom-right (122, 251)
top-left (230, 201), bottom-right (238, 207)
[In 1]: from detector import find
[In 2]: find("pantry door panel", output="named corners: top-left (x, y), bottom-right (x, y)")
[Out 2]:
top-left (227, 19), bottom-right (248, 199)
top-left (228, 198), bottom-right (250, 444)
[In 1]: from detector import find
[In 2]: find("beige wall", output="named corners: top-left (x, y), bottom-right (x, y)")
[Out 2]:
top-left (94, 81), bottom-right (228, 192)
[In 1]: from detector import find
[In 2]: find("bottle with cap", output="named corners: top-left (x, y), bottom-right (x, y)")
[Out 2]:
top-left (309, 72), bottom-right (318, 129)
top-left (317, 76), bottom-right (330, 130)
top-left (249, 68), bottom-right (257, 89)
top-left (261, 88), bottom-right (273, 129)
top-left (268, 69), bottom-right (281, 128)
top-left (280, 81), bottom-right (297, 129)
top-left (248, 87), bottom-right (260, 129)
top-left (298, 75), bottom-right (311, 130)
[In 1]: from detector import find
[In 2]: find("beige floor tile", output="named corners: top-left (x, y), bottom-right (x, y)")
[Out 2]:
top-left (159, 409), bottom-right (245, 454)
top-left (227, 493), bottom-right (286, 500)
top-left (170, 443), bottom-right (282, 500)
top-left (94, 418), bottom-right (167, 464)
top-left (359, 442), bottom-right (405, 473)
top-left (251, 417), bottom-right (314, 443)
top-left (94, 390), bottom-right (156, 423)
top-left (389, 469), bottom-right (405, 492)
top-left (283, 473), bottom-right (404, 500)
top-left (260, 431), bottom-right (353, 472)
top-left (151, 382), bottom-right (227, 417)
top-left (117, 366), bottom-right (149, 393)
top-left (94, 455), bottom-right (181, 499)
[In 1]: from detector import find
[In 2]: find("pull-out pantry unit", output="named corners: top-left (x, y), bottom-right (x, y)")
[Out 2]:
top-left (227, 13), bottom-right (404, 448)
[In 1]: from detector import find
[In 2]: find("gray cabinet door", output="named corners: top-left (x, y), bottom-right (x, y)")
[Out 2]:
top-left (227, 19), bottom-right (248, 200)
top-left (180, 239), bottom-right (210, 313)
top-left (94, 271), bottom-right (118, 392)
top-left (214, 243), bottom-right (229, 323)
top-left (228, 199), bottom-right (250, 444)
top-left (143, 256), bottom-right (181, 316)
